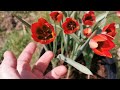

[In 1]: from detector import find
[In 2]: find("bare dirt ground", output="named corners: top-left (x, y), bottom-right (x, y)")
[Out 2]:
top-left (0, 11), bottom-right (34, 48)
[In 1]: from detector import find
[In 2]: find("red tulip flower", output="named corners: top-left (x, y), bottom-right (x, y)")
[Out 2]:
top-left (89, 34), bottom-right (115, 58)
top-left (62, 17), bottom-right (80, 34)
top-left (82, 11), bottom-right (96, 26)
top-left (102, 23), bottom-right (116, 38)
top-left (50, 11), bottom-right (63, 23)
top-left (83, 28), bottom-right (92, 38)
top-left (31, 18), bottom-right (56, 44)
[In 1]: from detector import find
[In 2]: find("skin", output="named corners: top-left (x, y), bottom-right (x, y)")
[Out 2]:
top-left (0, 42), bottom-right (67, 79)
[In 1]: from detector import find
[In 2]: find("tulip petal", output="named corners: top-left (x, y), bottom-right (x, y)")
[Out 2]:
top-left (82, 11), bottom-right (96, 26)
top-left (89, 39), bottom-right (98, 49)
top-left (62, 17), bottom-right (80, 34)
top-left (50, 11), bottom-right (63, 23)
top-left (31, 18), bottom-right (56, 44)
top-left (102, 23), bottom-right (116, 37)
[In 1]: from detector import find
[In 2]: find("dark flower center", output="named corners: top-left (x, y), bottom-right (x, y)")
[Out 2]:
top-left (105, 29), bottom-right (111, 33)
top-left (97, 42), bottom-right (104, 50)
top-left (36, 25), bottom-right (53, 40)
top-left (85, 16), bottom-right (93, 21)
top-left (67, 21), bottom-right (76, 30)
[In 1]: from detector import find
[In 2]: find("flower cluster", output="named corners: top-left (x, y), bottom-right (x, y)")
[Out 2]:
top-left (89, 23), bottom-right (116, 58)
top-left (31, 11), bottom-right (116, 58)
top-left (14, 11), bottom-right (118, 78)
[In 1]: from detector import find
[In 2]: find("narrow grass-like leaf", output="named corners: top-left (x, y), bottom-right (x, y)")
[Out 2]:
top-left (52, 24), bottom-right (62, 35)
top-left (57, 54), bottom-right (93, 75)
top-left (62, 11), bottom-right (67, 17)
top-left (70, 11), bottom-right (77, 18)
top-left (75, 30), bottom-right (97, 59)
top-left (13, 14), bottom-right (31, 28)
top-left (96, 11), bottom-right (109, 23)
top-left (70, 33), bottom-right (81, 44)
top-left (83, 45), bottom-right (94, 69)
top-left (98, 18), bottom-right (106, 29)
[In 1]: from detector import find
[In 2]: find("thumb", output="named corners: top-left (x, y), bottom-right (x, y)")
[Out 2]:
top-left (2, 51), bottom-right (17, 68)
top-left (0, 51), bottom-right (20, 79)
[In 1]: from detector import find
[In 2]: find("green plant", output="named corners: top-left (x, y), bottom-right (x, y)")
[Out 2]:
top-left (13, 11), bottom-right (120, 79)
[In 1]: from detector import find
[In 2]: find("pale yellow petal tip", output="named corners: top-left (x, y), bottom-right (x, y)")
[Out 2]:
top-left (106, 55), bottom-right (112, 58)
top-left (109, 56), bottom-right (112, 58)
top-left (89, 39), bottom-right (98, 49)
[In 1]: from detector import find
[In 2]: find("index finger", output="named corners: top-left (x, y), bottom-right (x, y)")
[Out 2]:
top-left (17, 42), bottom-right (37, 71)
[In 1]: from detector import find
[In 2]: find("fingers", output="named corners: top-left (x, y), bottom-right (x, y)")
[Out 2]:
top-left (2, 51), bottom-right (17, 68)
top-left (33, 51), bottom-right (54, 74)
top-left (0, 51), bottom-right (20, 79)
top-left (44, 65), bottom-right (67, 79)
top-left (17, 42), bottom-right (37, 72)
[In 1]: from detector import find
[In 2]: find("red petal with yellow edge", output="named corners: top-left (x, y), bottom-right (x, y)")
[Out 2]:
top-left (31, 18), bottom-right (56, 44)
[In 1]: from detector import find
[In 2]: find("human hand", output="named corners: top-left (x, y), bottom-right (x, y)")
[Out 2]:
top-left (0, 42), bottom-right (67, 79)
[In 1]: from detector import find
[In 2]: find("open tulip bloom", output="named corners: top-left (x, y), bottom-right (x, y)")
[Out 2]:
top-left (14, 11), bottom-right (119, 79)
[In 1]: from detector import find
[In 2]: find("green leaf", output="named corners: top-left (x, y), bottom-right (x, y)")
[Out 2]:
top-left (69, 33), bottom-right (81, 44)
top-left (62, 11), bottom-right (67, 17)
top-left (13, 14), bottom-right (31, 28)
top-left (51, 24), bottom-right (62, 35)
top-left (70, 11), bottom-right (77, 18)
top-left (57, 54), bottom-right (93, 75)
top-left (98, 18), bottom-right (106, 29)
top-left (82, 45), bottom-right (94, 69)
top-left (96, 11), bottom-right (109, 23)
top-left (76, 30), bottom-right (97, 59)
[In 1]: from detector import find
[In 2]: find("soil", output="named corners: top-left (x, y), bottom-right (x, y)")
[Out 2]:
top-left (0, 12), bottom-right (34, 51)
top-left (0, 12), bottom-right (34, 32)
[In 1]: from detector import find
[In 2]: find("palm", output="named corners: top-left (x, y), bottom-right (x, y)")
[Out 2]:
top-left (0, 42), bottom-right (67, 79)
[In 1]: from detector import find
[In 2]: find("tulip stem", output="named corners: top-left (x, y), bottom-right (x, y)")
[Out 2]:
top-left (66, 65), bottom-right (72, 79)
top-left (61, 32), bottom-right (64, 55)
top-left (53, 22), bottom-right (57, 54)
top-left (43, 45), bottom-right (48, 51)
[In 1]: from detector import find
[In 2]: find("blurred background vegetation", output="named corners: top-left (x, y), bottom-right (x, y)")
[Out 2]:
top-left (0, 11), bottom-right (120, 78)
